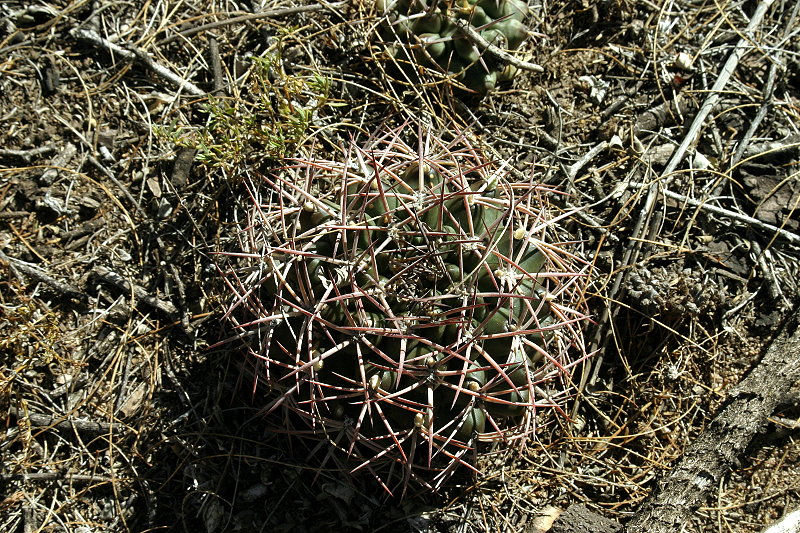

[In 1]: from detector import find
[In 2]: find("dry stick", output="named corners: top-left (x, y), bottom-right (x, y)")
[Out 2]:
top-left (729, 59), bottom-right (780, 169)
top-left (661, 0), bottom-right (775, 177)
top-left (623, 303), bottom-right (800, 533)
top-left (71, 27), bottom-right (205, 96)
top-left (168, 262), bottom-right (192, 334)
top-left (0, 249), bottom-right (85, 301)
top-left (156, 1), bottom-right (347, 46)
top-left (626, 182), bottom-right (800, 247)
top-left (208, 35), bottom-right (224, 96)
top-left (9, 407), bottom-right (119, 435)
top-left (93, 266), bottom-right (179, 319)
top-left (567, 141), bottom-right (609, 181)
top-left (1, 471), bottom-right (115, 483)
top-left (41, 143), bottom-right (77, 185)
top-left (451, 18), bottom-right (545, 73)
top-left (114, 349), bottom-right (135, 416)
top-left (0, 145), bottom-right (56, 163)
top-left (770, 415), bottom-right (800, 430)
top-left (642, 0), bottom-right (774, 258)
top-left (750, 239), bottom-right (782, 301)
top-left (0, 211), bottom-right (30, 219)
top-left (22, 507), bottom-right (36, 533)
top-left (601, 80), bottom-right (646, 121)
top-left (743, 136), bottom-right (800, 161)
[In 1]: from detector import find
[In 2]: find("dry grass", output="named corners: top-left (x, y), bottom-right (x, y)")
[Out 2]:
top-left (1, 0), bottom-right (799, 531)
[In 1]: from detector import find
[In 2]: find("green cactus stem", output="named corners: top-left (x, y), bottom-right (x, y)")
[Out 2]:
top-left (377, 0), bottom-right (532, 93)
top-left (219, 122), bottom-right (589, 495)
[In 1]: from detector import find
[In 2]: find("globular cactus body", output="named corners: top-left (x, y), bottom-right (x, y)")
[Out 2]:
top-left (377, 0), bottom-right (531, 92)
top-left (221, 124), bottom-right (588, 494)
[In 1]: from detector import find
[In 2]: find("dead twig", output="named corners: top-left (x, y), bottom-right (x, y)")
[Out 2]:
top-left (70, 27), bottom-right (205, 96)
top-left (451, 18), bottom-right (544, 73)
top-left (661, 0), bottom-right (775, 177)
top-left (41, 142), bottom-right (77, 185)
top-left (0, 145), bottom-right (56, 164)
top-left (168, 263), bottom-right (192, 335)
top-left (8, 407), bottom-right (120, 436)
top-left (156, 2), bottom-right (348, 46)
top-left (750, 240), bottom-right (782, 301)
top-left (0, 249), bottom-right (85, 302)
top-left (113, 349), bottom-right (135, 416)
top-left (567, 141), bottom-right (608, 181)
top-left (627, 182), bottom-right (800, 246)
top-left (742, 135), bottom-right (800, 161)
top-left (1, 471), bottom-right (115, 484)
top-left (92, 266), bottom-right (179, 319)
top-left (208, 36), bottom-right (224, 96)
top-left (0, 211), bottom-right (30, 219)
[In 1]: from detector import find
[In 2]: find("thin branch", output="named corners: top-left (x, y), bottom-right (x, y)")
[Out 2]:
top-left (567, 141), bottom-right (608, 181)
top-left (9, 407), bottom-right (120, 436)
top-left (156, 2), bottom-right (348, 46)
top-left (1, 471), bottom-right (115, 484)
top-left (71, 27), bottom-right (205, 96)
top-left (662, 0), bottom-right (775, 177)
top-left (92, 266), bottom-right (178, 319)
top-left (0, 145), bottom-right (57, 163)
top-left (627, 182), bottom-right (800, 246)
top-left (451, 18), bottom-right (544, 73)
top-left (0, 250), bottom-right (85, 301)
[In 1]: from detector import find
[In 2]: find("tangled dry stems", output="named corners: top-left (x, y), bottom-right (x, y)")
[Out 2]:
top-left (1, 0), bottom-right (799, 531)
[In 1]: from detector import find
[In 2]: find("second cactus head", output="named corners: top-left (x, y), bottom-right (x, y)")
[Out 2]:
top-left (377, 0), bottom-right (531, 93)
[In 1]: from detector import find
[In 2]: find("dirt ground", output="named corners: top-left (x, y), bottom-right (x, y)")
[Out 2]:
top-left (2, 0), bottom-right (800, 532)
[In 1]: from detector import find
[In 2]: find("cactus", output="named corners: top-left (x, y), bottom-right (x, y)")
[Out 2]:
top-left (220, 123), bottom-right (588, 495)
top-left (376, 0), bottom-right (531, 93)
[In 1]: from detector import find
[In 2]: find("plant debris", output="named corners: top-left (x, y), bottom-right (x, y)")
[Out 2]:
top-left (1, 0), bottom-right (799, 531)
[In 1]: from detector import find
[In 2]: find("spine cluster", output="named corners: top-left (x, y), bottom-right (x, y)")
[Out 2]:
top-left (220, 124), bottom-right (588, 494)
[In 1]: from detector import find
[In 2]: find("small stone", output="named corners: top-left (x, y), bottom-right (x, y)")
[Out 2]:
top-left (674, 51), bottom-right (694, 71)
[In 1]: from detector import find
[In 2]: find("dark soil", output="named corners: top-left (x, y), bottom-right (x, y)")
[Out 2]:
top-left (2, 1), bottom-right (799, 532)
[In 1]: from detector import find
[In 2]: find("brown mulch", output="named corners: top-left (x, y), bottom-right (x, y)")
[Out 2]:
top-left (2, 0), bottom-right (799, 531)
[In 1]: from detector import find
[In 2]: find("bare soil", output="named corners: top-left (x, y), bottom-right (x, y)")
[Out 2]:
top-left (1, 1), bottom-right (799, 532)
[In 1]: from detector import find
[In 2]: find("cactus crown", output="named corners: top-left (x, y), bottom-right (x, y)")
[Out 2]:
top-left (377, 0), bottom-right (531, 93)
top-left (221, 123), bottom-right (588, 495)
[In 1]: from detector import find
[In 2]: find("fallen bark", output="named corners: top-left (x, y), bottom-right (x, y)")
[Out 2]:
top-left (623, 303), bottom-right (800, 532)
top-left (551, 303), bottom-right (800, 533)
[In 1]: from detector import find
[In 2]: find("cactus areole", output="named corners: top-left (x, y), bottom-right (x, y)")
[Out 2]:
top-left (377, 0), bottom-right (532, 93)
top-left (220, 124), bottom-right (588, 495)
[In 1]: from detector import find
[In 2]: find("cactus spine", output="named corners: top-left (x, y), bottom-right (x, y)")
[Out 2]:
top-left (220, 123), bottom-right (588, 494)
